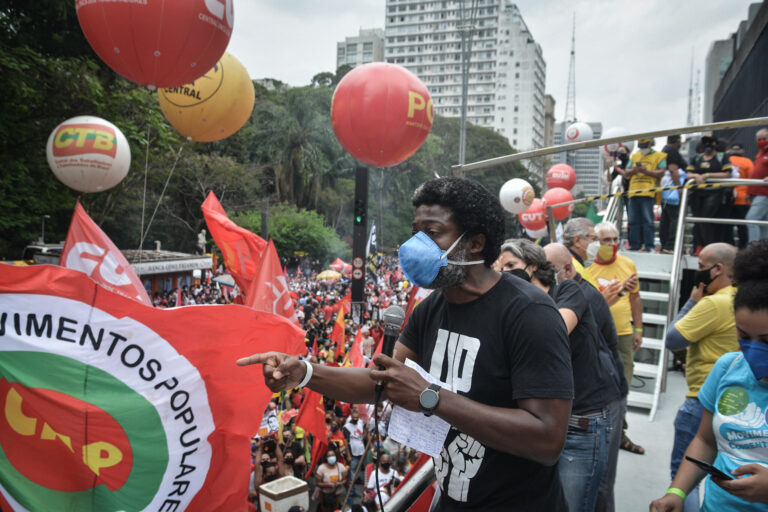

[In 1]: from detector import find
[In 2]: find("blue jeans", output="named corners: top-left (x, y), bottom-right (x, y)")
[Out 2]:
top-left (671, 397), bottom-right (704, 512)
top-left (596, 397), bottom-right (626, 512)
top-left (747, 195), bottom-right (768, 241)
top-left (628, 196), bottom-right (655, 250)
top-left (558, 410), bottom-right (611, 512)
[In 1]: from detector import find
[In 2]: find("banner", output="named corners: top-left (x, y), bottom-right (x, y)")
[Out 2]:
top-left (0, 265), bottom-right (304, 511)
top-left (347, 328), bottom-right (365, 368)
top-left (59, 201), bottom-right (151, 305)
top-left (294, 388), bottom-right (327, 476)
top-left (201, 192), bottom-right (266, 296)
top-left (245, 240), bottom-right (299, 326)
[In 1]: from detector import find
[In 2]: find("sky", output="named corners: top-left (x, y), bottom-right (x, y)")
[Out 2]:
top-left (227, 0), bottom-right (759, 147)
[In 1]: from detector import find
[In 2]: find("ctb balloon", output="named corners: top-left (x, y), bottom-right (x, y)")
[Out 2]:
top-left (158, 52), bottom-right (255, 142)
top-left (499, 178), bottom-right (535, 214)
top-left (543, 187), bottom-right (575, 221)
top-left (46, 116), bottom-right (131, 193)
top-left (331, 63), bottom-right (433, 167)
top-left (76, 0), bottom-right (233, 89)
top-left (565, 122), bottom-right (593, 143)
top-left (546, 164), bottom-right (576, 190)
top-left (518, 198), bottom-right (547, 231)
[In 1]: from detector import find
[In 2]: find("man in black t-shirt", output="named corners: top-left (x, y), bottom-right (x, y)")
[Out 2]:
top-left (502, 238), bottom-right (616, 512)
top-left (238, 177), bottom-right (574, 512)
top-left (686, 135), bottom-right (734, 248)
top-left (660, 134), bottom-right (689, 253)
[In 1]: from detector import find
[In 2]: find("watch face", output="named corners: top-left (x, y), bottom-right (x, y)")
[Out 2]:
top-left (420, 389), bottom-right (439, 410)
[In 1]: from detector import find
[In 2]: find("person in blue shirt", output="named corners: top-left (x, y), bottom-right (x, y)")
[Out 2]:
top-left (651, 239), bottom-right (768, 511)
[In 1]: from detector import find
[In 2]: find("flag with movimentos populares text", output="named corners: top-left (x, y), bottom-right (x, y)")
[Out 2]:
top-left (0, 264), bottom-right (304, 511)
top-left (59, 200), bottom-right (151, 306)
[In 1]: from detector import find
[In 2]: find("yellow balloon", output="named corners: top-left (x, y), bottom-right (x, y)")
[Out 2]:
top-left (158, 52), bottom-right (255, 142)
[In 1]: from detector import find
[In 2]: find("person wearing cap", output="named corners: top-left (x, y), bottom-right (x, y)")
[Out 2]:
top-left (686, 135), bottom-right (733, 250)
top-left (726, 142), bottom-right (753, 248)
top-left (625, 138), bottom-right (667, 252)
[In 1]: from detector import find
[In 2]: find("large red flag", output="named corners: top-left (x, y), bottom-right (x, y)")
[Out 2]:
top-left (201, 192), bottom-right (266, 296)
top-left (295, 388), bottom-right (327, 475)
top-left (59, 201), bottom-right (151, 305)
top-left (403, 286), bottom-right (432, 328)
top-left (245, 239), bottom-right (299, 326)
top-left (0, 265), bottom-right (304, 512)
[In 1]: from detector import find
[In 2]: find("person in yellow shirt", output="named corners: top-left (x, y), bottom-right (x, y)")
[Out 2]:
top-left (623, 138), bottom-right (667, 252)
top-left (588, 221), bottom-right (645, 455)
top-left (663, 242), bottom-right (738, 511)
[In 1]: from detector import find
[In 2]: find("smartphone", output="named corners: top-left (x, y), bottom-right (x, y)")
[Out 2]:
top-left (685, 455), bottom-right (734, 480)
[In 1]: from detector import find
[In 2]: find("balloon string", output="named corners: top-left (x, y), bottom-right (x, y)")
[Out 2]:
top-left (137, 113), bottom-right (152, 262)
top-left (138, 145), bottom-right (184, 249)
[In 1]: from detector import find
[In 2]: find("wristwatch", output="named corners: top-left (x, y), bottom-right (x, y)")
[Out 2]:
top-left (419, 383), bottom-right (441, 417)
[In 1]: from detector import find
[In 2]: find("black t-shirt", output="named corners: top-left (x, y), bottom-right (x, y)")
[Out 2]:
top-left (548, 279), bottom-right (616, 414)
top-left (662, 144), bottom-right (688, 172)
top-left (688, 153), bottom-right (732, 195)
top-left (400, 273), bottom-right (573, 511)
top-left (577, 278), bottom-right (628, 397)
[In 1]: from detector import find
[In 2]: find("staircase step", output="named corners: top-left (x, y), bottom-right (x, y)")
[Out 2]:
top-left (642, 313), bottom-right (667, 326)
top-left (627, 390), bottom-right (654, 409)
top-left (634, 362), bottom-right (659, 378)
top-left (639, 291), bottom-right (669, 302)
top-left (640, 338), bottom-right (664, 351)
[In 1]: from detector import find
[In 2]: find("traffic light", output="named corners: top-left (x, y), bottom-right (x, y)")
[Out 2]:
top-left (354, 198), bottom-right (366, 226)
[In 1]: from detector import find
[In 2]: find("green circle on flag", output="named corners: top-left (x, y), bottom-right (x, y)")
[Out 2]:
top-left (717, 386), bottom-right (750, 416)
top-left (0, 351), bottom-right (168, 511)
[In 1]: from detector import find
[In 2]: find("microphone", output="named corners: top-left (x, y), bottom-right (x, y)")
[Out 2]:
top-left (374, 305), bottom-right (406, 401)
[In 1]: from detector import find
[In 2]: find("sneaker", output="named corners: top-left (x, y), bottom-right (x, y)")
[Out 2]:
top-left (661, 249), bottom-right (674, 254)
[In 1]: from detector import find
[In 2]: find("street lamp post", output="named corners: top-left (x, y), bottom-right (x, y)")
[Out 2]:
top-left (40, 214), bottom-right (51, 244)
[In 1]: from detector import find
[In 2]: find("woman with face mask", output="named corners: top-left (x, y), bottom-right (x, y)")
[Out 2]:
top-left (314, 448), bottom-right (348, 512)
top-left (686, 135), bottom-right (734, 252)
top-left (651, 240), bottom-right (768, 512)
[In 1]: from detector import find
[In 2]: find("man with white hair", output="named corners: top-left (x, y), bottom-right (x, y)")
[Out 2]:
top-left (588, 221), bottom-right (645, 455)
top-left (561, 218), bottom-right (600, 289)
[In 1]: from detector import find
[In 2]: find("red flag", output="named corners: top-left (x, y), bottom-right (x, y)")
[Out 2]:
top-left (59, 201), bottom-right (151, 305)
top-left (245, 239), bottom-right (299, 326)
top-left (348, 328), bottom-right (365, 368)
top-left (201, 191), bottom-right (267, 295)
top-left (330, 309), bottom-right (346, 358)
top-left (403, 286), bottom-right (432, 328)
top-left (295, 388), bottom-right (328, 475)
top-left (0, 264), bottom-right (304, 511)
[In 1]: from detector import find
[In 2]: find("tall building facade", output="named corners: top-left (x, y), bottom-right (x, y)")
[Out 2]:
top-left (337, 29), bottom-right (385, 69)
top-left (553, 121), bottom-right (603, 198)
top-left (383, 1), bottom-right (546, 152)
top-left (703, 39), bottom-right (733, 123)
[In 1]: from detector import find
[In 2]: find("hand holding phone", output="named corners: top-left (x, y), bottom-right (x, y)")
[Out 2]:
top-left (685, 455), bottom-right (734, 480)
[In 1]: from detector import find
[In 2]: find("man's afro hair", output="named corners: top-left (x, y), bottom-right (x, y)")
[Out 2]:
top-left (412, 176), bottom-right (505, 266)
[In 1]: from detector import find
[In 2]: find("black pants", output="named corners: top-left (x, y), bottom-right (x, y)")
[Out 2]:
top-left (690, 191), bottom-right (729, 247)
top-left (659, 204), bottom-right (680, 250)
top-left (725, 204), bottom-right (750, 248)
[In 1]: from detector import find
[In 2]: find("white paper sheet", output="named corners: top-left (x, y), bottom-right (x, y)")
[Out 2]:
top-left (387, 359), bottom-right (451, 457)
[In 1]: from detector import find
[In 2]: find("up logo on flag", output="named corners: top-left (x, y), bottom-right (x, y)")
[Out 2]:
top-left (65, 241), bottom-right (133, 287)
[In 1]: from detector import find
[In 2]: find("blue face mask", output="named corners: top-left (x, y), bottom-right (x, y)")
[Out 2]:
top-left (398, 232), bottom-right (483, 287)
top-left (738, 339), bottom-right (768, 380)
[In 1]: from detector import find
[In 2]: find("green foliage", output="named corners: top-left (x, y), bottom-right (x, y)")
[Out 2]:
top-left (231, 203), bottom-right (350, 264)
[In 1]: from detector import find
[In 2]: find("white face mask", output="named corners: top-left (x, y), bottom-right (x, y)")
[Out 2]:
top-left (640, 147), bottom-right (651, 155)
top-left (586, 241), bottom-right (600, 261)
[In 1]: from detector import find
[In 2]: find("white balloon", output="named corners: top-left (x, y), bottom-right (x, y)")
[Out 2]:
top-left (499, 178), bottom-right (535, 214)
top-left (565, 122), bottom-right (593, 143)
top-left (603, 126), bottom-right (634, 152)
top-left (46, 116), bottom-right (131, 193)
top-left (525, 226), bottom-right (549, 239)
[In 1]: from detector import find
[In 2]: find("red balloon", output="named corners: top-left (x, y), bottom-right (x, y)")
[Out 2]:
top-left (76, 0), bottom-right (233, 89)
top-left (331, 63), bottom-right (433, 167)
top-left (518, 198), bottom-right (547, 231)
top-left (543, 187), bottom-right (575, 221)
top-left (546, 163), bottom-right (576, 190)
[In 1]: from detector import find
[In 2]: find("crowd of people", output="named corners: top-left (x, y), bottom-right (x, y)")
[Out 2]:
top-left (223, 154), bottom-right (766, 511)
top-left (605, 128), bottom-right (768, 254)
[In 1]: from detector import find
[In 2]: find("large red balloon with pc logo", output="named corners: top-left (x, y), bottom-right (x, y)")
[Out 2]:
top-left (76, 0), bottom-right (234, 89)
top-left (331, 63), bottom-right (433, 167)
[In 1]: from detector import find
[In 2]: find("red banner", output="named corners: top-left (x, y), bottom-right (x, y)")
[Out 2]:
top-left (245, 239), bottom-right (299, 326)
top-left (295, 388), bottom-right (327, 475)
top-left (201, 192), bottom-right (266, 296)
top-left (348, 328), bottom-right (365, 368)
top-left (0, 265), bottom-right (304, 511)
top-left (59, 201), bottom-right (151, 305)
